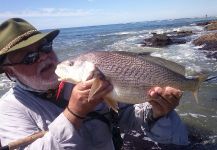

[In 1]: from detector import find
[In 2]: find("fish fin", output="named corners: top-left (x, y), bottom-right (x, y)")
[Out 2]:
top-left (104, 96), bottom-right (119, 113)
top-left (198, 73), bottom-right (209, 83)
top-left (192, 74), bottom-right (208, 103)
top-left (114, 51), bottom-right (186, 76)
top-left (88, 78), bottom-right (102, 101)
top-left (192, 91), bottom-right (199, 103)
top-left (114, 51), bottom-right (139, 56)
top-left (113, 51), bottom-right (152, 58)
top-left (141, 55), bottom-right (186, 76)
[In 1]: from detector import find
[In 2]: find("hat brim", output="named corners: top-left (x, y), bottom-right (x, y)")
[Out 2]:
top-left (0, 29), bottom-right (59, 74)
top-left (10, 29), bottom-right (59, 52)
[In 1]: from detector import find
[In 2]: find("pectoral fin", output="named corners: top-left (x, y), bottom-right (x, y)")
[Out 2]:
top-left (88, 77), bottom-right (119, 112)
top-left (104, 96), bottom-right (119, 113)
top-left (88, 78), bottom-right (102, 101)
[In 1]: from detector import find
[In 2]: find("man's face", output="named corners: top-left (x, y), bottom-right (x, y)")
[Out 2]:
top-left (5, 39), bottom-right (59, 91)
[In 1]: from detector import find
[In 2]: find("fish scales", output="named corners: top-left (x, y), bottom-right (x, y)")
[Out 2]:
top-left (76, 51), bottom-right (192, 87)
top-left (56, 51), bottom-right (203, 104)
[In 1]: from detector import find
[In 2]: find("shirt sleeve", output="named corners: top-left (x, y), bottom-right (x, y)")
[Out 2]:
top-left (28, 113), bottom-right (85, 150)
top-left (0, 100), bottom-right (85, 150)
top-left (118, 103), bottom-right (188, 145)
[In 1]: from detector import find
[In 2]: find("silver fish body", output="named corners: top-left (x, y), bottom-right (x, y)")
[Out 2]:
top-left (55, 51), bottom-right (204, 104)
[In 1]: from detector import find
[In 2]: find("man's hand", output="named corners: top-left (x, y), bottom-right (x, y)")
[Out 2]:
top-left (64, 78), bottom-right (113, 127)
top-left (69, 78), bottom-right (112, 117)
top-left (148, 86), bottom-right (183, 119)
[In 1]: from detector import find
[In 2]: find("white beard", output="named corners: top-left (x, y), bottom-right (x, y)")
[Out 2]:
top-left (16, 73), bottom-right (59, 92)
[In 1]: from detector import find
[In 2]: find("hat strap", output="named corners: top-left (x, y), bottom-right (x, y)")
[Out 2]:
top-left (1, 29), bottom-right (39, 53)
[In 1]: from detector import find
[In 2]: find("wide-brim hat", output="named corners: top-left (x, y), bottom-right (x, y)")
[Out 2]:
top-left (0, 18), bottom-right (60, 73)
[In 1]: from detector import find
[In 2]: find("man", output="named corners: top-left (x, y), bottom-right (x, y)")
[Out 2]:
top-left (0, 18), bottom-right (188, 150)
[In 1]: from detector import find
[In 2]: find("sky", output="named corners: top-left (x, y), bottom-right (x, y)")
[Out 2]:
top-left (0, 0), bottom-right (217, 29)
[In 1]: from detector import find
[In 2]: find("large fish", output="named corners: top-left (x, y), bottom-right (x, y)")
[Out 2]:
top-left (55, 51), bottom-right (206, 111)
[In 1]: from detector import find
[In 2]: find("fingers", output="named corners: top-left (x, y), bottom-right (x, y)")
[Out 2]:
top-left (148, 86), bottom-right (183, 118)
top-left (73, 78), bottom-right (112, 102)
top-left (149, 96), bottom-right (173, 118)
top-left (148, 100), bottom-right (165, 115)
top-left (68, 78), bottom-right (113, 118)
top-left (149, 87), bottom-right (182, 103)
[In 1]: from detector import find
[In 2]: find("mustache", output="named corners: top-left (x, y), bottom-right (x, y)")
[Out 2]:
top-left (37, 59), bottom-right (57, 74)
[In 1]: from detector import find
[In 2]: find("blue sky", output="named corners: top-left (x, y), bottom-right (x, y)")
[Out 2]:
top-left (0, 0), bottom-right (216, 29)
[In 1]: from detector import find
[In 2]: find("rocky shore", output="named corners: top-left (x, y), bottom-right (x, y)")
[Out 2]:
top-left (122, 129), bottom-right (217, 150)
top-left (123, 19), bottom-right (217, 150)
top-left (141, 20), bottom-right (217, 59)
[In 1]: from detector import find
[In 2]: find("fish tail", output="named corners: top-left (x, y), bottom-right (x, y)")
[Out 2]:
top-left (192, 74), bottom-right (208, 103)
top-left (192, 91), bottom-right (199, 103)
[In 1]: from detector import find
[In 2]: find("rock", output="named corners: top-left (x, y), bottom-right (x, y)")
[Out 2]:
top-left (202, 42), bottom-right (217, 51)
top-left (205, 22), bottom-right (217, 31)
top-left (169, 30), bottom-right (193, 38)
top-left (195, 20), bottom-right (217, 31)
top-left (196, 21), bottom-right (211, 26)
top-left (142, 33), bottom-right (172, 47)
top-left (121, 130), bottom-right (187, 150)
top-left (142, 33), bottom-right (187, 47)
top-left (193, 33), bottom-right (217, 48)
top-left (195, 20), bottom-right (217, 26)
top-left (206, 51), bottom-right (217, 59)
top-left (193, 33), bottom-right (217, 59)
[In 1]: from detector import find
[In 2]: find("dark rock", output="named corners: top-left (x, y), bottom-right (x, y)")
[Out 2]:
top-left (121, 130), bottom-right (187, 150)
top-left (193, 33), bottom-right (217, 59)
top-left (206, 51), bottom-right (217, 59)
top-left (143, 33), bottom-right (172, 47)
top-left (202, 42), bottom-right (217, 51)
top-left (171, 38), bottom-right (187, 44)
top-left (142, 33), bottom-right (187, 47)
top-left (196, 21), bottom-right (212, 26)
top-left (195, 20), bottom-right (217, 26)
top-left (193, 33), bottom-right (217, 50)
top-left (169, 30), bottom-right (194, 38)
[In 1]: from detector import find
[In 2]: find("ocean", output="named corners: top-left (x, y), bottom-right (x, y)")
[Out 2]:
top-left (1, 17), bottom-right (217, 149)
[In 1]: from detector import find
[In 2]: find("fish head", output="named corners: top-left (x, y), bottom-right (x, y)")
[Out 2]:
top-left (55, 59), bottom-right (95, 84)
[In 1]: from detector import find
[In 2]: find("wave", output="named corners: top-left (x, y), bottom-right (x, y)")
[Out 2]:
top-left (180, 113), bottom-right (207, 118)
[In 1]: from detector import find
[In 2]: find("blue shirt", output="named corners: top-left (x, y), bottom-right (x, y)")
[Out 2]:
top-left (0, 85), bottom-right (188, 149)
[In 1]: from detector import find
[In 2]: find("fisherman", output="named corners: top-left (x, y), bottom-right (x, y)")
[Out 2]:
top-left (0, 18), bottom-right (188, 150)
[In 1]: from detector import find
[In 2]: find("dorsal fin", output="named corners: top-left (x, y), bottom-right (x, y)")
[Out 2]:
top-left (141, 55), bottom-right (186, 76)
top-left (113, 51), bottom-right (143, 57)
top-left (113, 51), bottom-right (185, 76)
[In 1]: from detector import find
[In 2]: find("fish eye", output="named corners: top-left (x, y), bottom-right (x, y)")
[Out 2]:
top-left (63, 60), bottom-right (74, 66)
top-left (69, 61), bottom-right (74, 66)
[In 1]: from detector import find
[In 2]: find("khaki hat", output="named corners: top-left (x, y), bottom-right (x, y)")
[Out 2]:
top-left (0, 18), bottom-right (60, 73)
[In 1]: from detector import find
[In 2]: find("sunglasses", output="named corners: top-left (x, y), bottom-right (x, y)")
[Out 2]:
top-left (1, 42), bottom-right (53, 66)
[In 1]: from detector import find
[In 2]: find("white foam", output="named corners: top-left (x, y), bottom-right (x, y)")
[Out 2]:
top-left (98, 31), bottom-right (140, 37)
top-left (172, 25), bottom-right (204, 32)
top-left (180, 113), bottom-right (207, 118)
